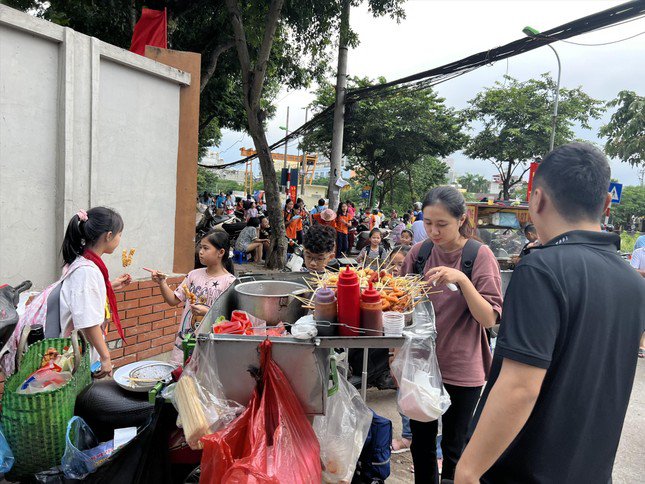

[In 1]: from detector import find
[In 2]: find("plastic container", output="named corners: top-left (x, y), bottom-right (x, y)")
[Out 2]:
top-left (360, 282), bottom-right (383, 336)
top-left (313, 287), bottom-right (338, 336)
top-left (383, 312), bottom-right (405, 336)
top-left (337, 266), bottom-right (361, 336)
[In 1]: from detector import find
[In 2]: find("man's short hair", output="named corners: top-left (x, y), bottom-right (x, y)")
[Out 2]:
top-left (524, 223), bottom-right (537, 236)
top-left (303, 224), bottom-right (336, 254)
top-left (533, 142), bottom-right (610, 223)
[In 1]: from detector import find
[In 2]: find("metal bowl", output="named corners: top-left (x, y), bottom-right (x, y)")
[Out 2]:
top-left (234, 281), bottom-right (310, 325)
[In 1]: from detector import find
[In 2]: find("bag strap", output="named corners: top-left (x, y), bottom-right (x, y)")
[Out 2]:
top-left (460, 239), bottom-right (483, 281)
top-left (414, 239), bottom-right (434, 275)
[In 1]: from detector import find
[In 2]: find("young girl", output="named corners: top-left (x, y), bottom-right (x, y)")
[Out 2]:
top-left (387, 245), bottom-right (410, 277)
top-left (400, 186), bottom-right (502, 483)
top-left (356, 228), bottom-right (389, 269)
top-left (399, 228), bottom-right (414, 247)
top-left (335, 202), bottom-right (352, 257)
top-left (59, 207), bottom-right (132, 379)
top-left (153, 231), bottom-right (236, 366)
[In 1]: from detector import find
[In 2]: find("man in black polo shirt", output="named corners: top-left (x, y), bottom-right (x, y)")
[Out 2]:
top-left (455, 143), bottom-right (645, 483)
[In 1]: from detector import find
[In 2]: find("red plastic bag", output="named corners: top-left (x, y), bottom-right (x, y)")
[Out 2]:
top-left (200, 339), bottom-right (321, 484)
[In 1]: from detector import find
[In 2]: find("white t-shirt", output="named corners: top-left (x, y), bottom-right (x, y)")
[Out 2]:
top-left (60, 263), bottom-right (106, 337)
top-left (412, 219), bottom-right (428, 244)
top-left (630, 247), bottom-right (645, 271)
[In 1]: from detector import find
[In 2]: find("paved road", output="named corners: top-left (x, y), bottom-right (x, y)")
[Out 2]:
top-left (368, 358), bottom-right (645, 483)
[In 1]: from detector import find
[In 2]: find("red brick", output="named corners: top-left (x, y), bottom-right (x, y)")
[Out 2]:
top-left (163, 325), bottom-right (177, 336)
top-left (136, 322), bottom-right (153, 334)
top-left (109, 348), bottom-right (124, 359)
top-left (125, 288), bottom-right (152, 301)
top-left (139, 312), bottom-right (165, 325)
top-left (139, 295), bottom-right (165, 307)
top-left (120, 317), bottom-right (139, 328)
top-left (167, 276), bottom-right (184, 284)
top-left (126, 306), bottom-right (152, 318)
top-left (157, 333), bottom-right (176, 345)
top-left (115, 292), bottom-right (125, 302)
top-left (159, 317), bottom-right (177, 329)
top-left (138, 328), bottom-right (164, 343)
top-left (119, 299), bottom-right (139, 310)
top-left (165, 309), bottom-right (180, 318)
top-left (123, 282), bottom-right (140, 291)
top-left (153, 303), bottom-right (172, 313)
top-left (137, 280), bottom-right (158, 289)
top-left (113, 354), bottom-right (138, 368)
top-left (162, 342), bottom-right (175, 352)
top-left (137, 347), bottom-right (166, 361)
top-left (126, 341), bottom-right (151, 355)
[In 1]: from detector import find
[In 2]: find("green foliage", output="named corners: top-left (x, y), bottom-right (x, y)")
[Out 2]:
top-left (197, 167), bottom-right (243, 195)
top-left (611, 185), bottom-right (645, 229)
top-left (301, 76), bottom-right (465, 199)
top-left (620, 232), bottom-right (639, 254)
top-left (464, 74), bottom-right (604, 199)
top-left (599, 90), bottom-right (645, 167)
top-left (458, 173), bottom-right (489, 194)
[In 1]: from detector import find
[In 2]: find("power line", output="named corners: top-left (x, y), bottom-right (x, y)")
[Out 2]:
top-left (559, 30), bottom-right (645, 46)
top-left (210, 0), bottom-right (645, 170)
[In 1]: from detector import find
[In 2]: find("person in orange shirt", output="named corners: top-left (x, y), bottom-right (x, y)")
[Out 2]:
top-left (284, 199), bottom-right (299, 241)
top-left (335, 202), bottom-right (352, 257)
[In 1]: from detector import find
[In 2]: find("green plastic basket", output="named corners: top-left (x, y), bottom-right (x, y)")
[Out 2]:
top-left (1, 330), bottom-right (91, 479)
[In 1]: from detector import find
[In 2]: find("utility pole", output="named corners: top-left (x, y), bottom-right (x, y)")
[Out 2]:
top-left (301, 106), bottom-right (309, 197)
top-left (283, 106), bottom-right (290, 195)
top-left (327, 0), bottom-right (350, 210)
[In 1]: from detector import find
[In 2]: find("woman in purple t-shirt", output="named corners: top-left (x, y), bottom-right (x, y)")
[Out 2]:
top-left (400, 186), bottom-right (503, 483)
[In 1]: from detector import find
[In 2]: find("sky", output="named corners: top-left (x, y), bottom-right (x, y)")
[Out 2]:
top-left (214, 0), bottom-right (645, 186)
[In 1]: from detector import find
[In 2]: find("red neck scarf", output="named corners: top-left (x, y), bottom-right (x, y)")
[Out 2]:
top-left (82, 249), bottom-right (126, 343)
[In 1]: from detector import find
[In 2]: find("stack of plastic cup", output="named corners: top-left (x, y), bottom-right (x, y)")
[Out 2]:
top-left (383, 311), bottom-right (405, 336)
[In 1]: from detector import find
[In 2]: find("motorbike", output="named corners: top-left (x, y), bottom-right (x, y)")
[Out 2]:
top-left (196, 207), bottom-right (246, 241)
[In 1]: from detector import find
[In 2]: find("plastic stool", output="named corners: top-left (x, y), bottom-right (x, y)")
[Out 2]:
top-left (233, 250), bottom-right (247, 264)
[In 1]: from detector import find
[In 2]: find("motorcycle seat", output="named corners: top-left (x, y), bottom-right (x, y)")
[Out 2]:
top-left (75, 379), bottom-right (154, 441)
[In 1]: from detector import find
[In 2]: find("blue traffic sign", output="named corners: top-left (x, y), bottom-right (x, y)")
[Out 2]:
top-left (609, 182), bottom-right (623, 204)
top-left (360, 190), bottom-right (371, 199)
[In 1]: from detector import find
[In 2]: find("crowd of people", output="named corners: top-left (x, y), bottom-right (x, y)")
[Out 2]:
top-left (15, 142), bottom-right (643, 483)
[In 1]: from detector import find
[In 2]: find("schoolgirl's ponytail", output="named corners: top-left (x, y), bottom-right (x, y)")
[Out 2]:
top-left (61, 207), bottom-right (124, 264)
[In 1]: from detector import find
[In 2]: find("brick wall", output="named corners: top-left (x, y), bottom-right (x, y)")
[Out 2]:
top-left (107, 276), bottom-right (184, 368)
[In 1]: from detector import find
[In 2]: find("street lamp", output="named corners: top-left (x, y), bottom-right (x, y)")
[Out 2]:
top-left (523, 26), bottom-right (561, 152)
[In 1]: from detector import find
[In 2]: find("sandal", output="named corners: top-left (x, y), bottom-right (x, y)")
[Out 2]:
top-left (392, 437), bottom-right (412, 454)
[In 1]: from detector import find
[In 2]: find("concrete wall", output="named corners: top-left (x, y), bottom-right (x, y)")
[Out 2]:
top-left (0, 6), bottom-right (191, 289)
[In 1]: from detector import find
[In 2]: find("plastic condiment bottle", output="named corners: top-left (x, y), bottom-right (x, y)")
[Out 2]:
top-left (360, 282), bottom-right (383, 336)
top-left (337, 265), bottom-right (361, 336)
top-left (314, 286), bottom-right (337, 324)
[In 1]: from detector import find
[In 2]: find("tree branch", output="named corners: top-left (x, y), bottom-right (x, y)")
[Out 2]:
top-left (200, 40), bottom-right (235, 93)
top-left (224, 0), bottom-right (253, 103)
top-left (250, 0), bottom-right (285, 106)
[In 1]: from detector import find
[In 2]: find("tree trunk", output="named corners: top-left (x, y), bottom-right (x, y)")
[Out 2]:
top-left (389, 174), bottom-right (394, 207)
top-left (407, 170), bottom-right (416, 205)
top-left (225, 0), bottom-right (287, 268)
top-left (247, 113), bottom-right (287, 268)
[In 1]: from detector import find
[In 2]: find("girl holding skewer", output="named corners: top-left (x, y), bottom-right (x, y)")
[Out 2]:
top-left (152, 231), bottom-right (235, 366)
top-left (400, 186), bottom-right (503, 483)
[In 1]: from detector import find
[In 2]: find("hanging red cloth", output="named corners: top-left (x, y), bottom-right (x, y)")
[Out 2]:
top-left (129, 8), bottom-right (167, 56)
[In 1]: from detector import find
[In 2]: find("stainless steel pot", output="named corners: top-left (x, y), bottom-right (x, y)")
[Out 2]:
top-left (234, 281), bottom-right (310, 324)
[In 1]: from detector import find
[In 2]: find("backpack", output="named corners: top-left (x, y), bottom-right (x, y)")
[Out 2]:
top-left (0, 258), bottom-right (94, 376)
top-left (414, 238), bottom-right (482, 280)
top-left (352, 411), bottom-right (392, 483)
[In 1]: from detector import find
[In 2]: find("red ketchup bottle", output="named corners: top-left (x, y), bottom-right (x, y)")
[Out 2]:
top-left (337, 265), bottom-right (361, 336)
top-left (360, 282), bottom-right (383, 336)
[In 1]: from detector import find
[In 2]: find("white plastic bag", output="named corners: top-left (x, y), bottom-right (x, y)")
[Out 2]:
top-left (313, 357), bottom-right (372, 483)
top-left (169, 340), bottom-right (244, 449)
top-left (391, 301), bottom-right (450, 422)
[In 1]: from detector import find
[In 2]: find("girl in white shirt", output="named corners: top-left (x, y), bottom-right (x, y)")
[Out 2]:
top-left (60, 207), bottom-right (131, 378)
